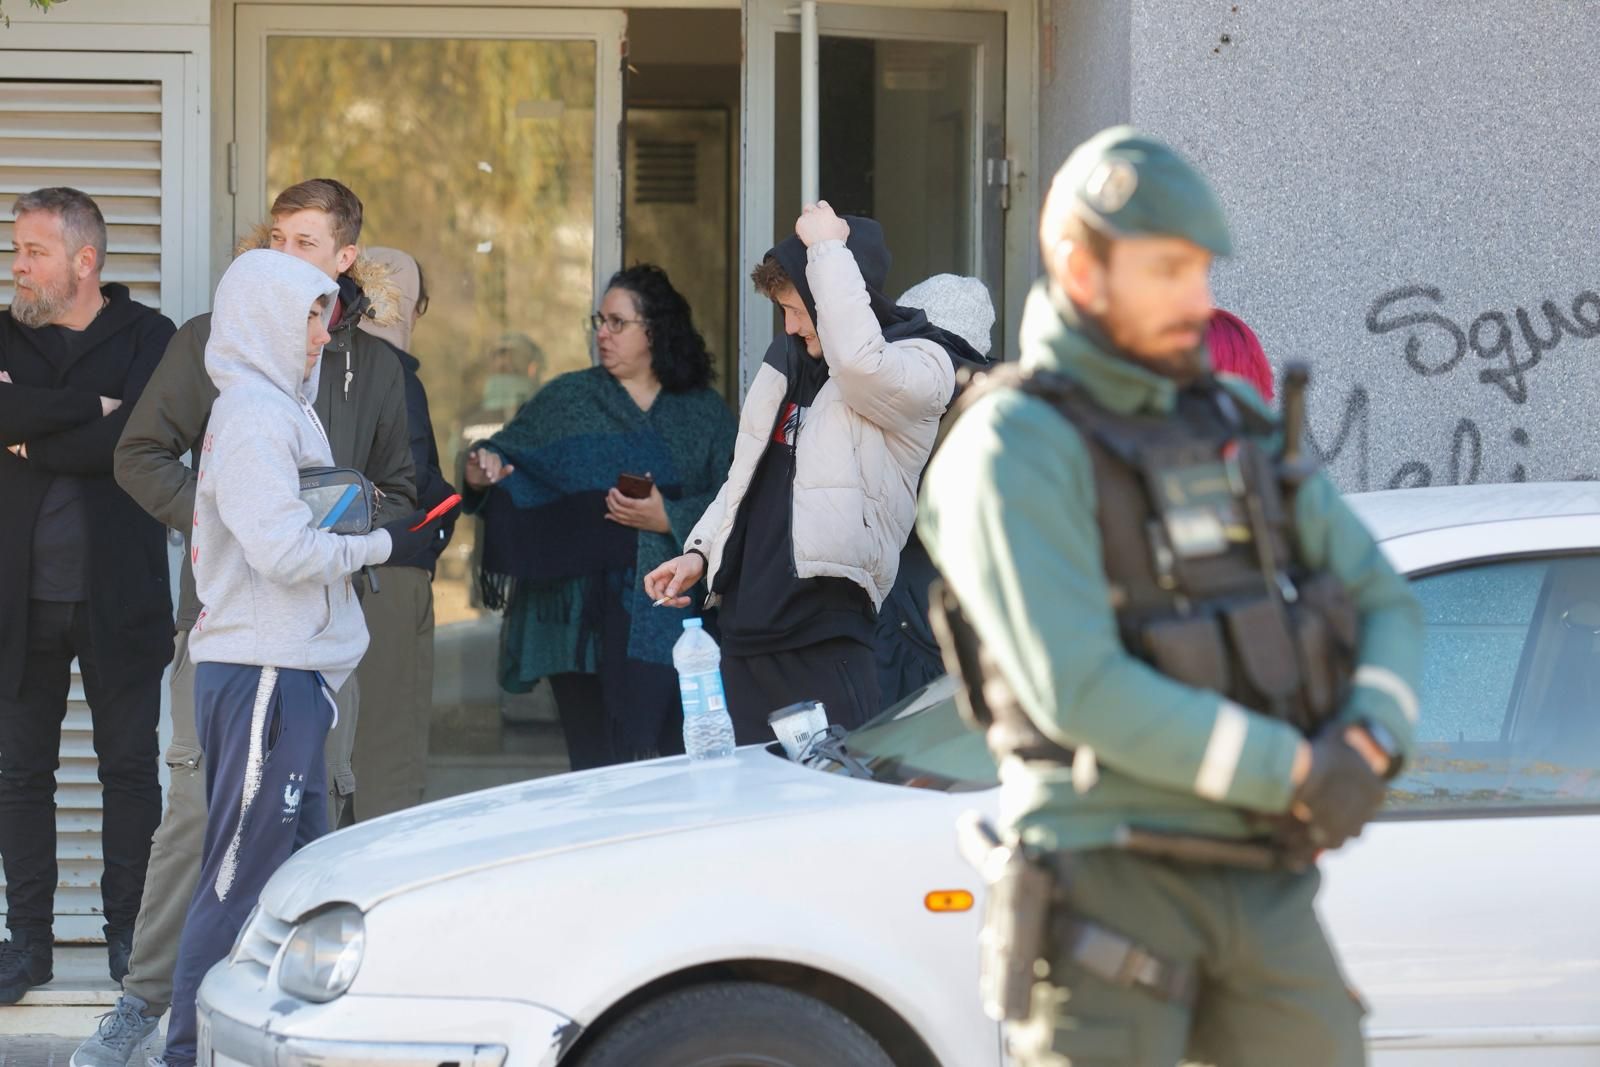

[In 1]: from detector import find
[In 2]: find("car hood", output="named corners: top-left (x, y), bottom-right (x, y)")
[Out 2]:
top-left (261, 748), bottom-right (884, 919)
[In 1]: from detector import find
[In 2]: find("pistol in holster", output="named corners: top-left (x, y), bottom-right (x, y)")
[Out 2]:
top-left (958, 812), bottom-right (1054, 1023)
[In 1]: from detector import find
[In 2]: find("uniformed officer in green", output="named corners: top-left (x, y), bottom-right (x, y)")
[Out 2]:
top-left (919, 127), bottom-right (1423, 1065)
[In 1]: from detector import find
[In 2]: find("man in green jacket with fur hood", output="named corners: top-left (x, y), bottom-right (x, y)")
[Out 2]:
top-left (920, 129), bottom-right (1422, 1066)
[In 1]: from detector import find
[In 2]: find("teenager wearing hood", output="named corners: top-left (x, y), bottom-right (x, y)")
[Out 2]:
top-left (645, 202), bottom-right (988, 740)
top-left (352, 247), bottom-right (457, 819)
top-left (78, 180), bottom-right (414, 1067)
top-left (158, 249), bottom-right (446, 1067)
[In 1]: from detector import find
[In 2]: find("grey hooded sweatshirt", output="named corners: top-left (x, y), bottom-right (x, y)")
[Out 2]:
top-left (188, 249), bottom-right (393, 689)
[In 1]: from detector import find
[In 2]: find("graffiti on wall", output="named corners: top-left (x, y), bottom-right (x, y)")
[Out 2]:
top-left (1307, 283), bottom-right (1600, 489)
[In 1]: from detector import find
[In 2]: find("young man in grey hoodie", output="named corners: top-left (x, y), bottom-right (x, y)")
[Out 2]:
top-left (158, 249), bottom-right (446, 1067)
top-left (79, 179), bottom-right (413, 1067)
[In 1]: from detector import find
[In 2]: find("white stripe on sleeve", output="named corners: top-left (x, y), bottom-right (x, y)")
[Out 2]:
top-left (1195, 700), bottom-right (1250, 801)
top-left (1354, 665), bottom-right (1420, 724)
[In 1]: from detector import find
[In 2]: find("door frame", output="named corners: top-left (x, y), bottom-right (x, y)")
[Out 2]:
top-left (231, 4), bottom-right (627, 304)
top-left (214, 0), bottom-right (1038, 379)
top-left (742, 0), bottom-right (1038, 388)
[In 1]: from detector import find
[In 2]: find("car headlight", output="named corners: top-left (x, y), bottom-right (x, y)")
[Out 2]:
top-left (277, 904), bottom-right (364, 1002)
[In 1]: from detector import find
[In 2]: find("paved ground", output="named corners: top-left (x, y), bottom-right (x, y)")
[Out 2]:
top-left (3, 1030), bottom-right (163, 1066)
top-left (1, 1037), bottom-right (89, 1067)
top-left (3, 1023), bottom-right (162, 1062)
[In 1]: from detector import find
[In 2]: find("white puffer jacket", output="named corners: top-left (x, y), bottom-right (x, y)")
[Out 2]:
top-left (687, 240), bottom-right (957, 607)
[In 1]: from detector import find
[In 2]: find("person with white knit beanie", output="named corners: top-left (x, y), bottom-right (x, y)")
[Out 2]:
top-left (873, 273), bottom-right (997, 706)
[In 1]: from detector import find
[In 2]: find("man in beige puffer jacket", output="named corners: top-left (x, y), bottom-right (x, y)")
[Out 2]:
top-left (645, 202), bottom-right (988, 741)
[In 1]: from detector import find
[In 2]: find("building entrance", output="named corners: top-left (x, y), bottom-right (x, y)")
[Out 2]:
top-left (233, 0), bottom-right (1013, 802)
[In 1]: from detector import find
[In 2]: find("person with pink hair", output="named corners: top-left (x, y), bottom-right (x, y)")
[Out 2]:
top-left (1208, 307), bottom-right (1274, 403)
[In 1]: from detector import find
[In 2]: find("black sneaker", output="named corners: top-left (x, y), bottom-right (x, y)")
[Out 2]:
top-left (0, 928), bottom-right (53, 1004)
top-left (106, 925), bottom-right (134, 984)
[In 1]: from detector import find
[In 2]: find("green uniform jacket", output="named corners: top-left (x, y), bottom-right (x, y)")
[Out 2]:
top-left (918, 282), bottom-right (1423, 852)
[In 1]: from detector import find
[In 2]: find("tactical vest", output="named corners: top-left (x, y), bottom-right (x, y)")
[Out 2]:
top-left (929, 365), bottom-right (1359, 767)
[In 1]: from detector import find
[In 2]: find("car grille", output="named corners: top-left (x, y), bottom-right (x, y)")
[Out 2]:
top-left (233, 909), bottom-right (292, 980)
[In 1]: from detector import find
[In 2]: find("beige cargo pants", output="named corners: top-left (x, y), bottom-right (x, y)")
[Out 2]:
top-left (349, 565), bottom-right (434, 821)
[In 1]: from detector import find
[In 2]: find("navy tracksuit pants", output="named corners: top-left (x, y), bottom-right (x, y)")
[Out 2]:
top-left (164, 664), bottom-right (332, 1067)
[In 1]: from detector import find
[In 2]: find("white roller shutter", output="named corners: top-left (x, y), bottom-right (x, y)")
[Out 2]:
top-left (0, 56), bottom-right (188, 944)
top-left (0, 78), bottom-right (166, 310)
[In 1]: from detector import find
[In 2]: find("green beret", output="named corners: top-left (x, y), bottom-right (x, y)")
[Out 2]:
top-left (1058, 126), bottom-right (1233, 256)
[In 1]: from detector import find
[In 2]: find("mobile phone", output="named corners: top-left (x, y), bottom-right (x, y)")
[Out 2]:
top-left (616, 472), bottom-right (655, 499)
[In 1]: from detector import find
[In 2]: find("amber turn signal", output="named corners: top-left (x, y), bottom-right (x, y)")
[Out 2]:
top-left (924, 890), bottom-right (975, 913)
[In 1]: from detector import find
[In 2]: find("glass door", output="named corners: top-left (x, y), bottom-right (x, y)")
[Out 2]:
top-left (235, 5), bottom-right (625, 797)
top-left (743, 0), bottom-right (1007, 384)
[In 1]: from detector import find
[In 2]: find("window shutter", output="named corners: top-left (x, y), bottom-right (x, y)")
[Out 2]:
top-left (0, 73), bottom-right (174, 944)
top-left (0, 79), bottom-right (166, 312)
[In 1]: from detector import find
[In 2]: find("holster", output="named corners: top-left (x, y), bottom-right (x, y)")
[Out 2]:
top-left (960, 816), bottom-right (1204, 1019)
top-left (960, 815), bottom-right (1053, 1022)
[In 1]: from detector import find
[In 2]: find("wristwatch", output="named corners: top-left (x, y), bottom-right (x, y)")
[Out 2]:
top-left (1358, 719), bottom-right (1404, 779)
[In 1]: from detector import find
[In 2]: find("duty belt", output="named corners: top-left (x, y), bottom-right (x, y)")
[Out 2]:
top-left (1041, 825), bottom-right (1316, 1006)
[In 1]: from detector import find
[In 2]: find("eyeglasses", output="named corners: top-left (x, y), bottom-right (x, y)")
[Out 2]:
top-left (589, 311), bottom-right (646, 335)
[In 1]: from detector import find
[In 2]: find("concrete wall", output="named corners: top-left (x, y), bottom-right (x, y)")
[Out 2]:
top-left (1054, 1), bottom-right (1600, 491)
top-left (1042, 0), bottom-right (1132, 186)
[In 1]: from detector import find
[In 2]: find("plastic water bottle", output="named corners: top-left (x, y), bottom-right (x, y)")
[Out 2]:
top-left (675, 618), bottom-right (735, 761)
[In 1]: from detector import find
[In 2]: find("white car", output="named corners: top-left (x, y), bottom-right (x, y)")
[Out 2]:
top-left (198, 483), bottom-right (1600, 1067)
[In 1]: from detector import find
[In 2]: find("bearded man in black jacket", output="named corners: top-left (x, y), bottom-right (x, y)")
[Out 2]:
top-left (0, 187), bottom-right (176, 1002)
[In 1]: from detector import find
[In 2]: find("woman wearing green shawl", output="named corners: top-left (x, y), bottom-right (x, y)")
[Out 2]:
top-left (463, 265), bottom-right (736, 769)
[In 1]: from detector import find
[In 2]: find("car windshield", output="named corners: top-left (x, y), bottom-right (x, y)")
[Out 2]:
top-left (815, 551), bottom-right (1600, 810)
top-left (809, 675), bottom-right (999, 791)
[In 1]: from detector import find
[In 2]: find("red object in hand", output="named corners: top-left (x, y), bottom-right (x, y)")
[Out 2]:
top-left (411, 494), bottom-right (462, 531)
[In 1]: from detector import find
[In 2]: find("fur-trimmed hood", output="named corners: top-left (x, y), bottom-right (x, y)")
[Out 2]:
top-left (356, 247), bottom-right (421, 354)
top-left (235, 222), bottom-right (405, 330)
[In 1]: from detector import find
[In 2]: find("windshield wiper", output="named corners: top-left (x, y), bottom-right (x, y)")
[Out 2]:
top-left (807, 725), bottom-right (875, 780)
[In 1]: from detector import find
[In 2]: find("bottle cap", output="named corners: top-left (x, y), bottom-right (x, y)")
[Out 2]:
top-left (682, 618), bottom-right (703, 630)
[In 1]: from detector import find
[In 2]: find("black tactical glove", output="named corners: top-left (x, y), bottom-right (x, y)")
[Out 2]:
top-left (379, 509), bottom-right (447, 565)
top-left (1287, 730), bottom-right (1388, 852)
